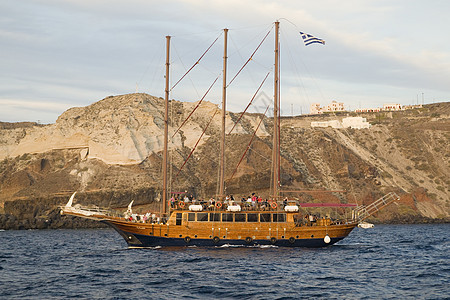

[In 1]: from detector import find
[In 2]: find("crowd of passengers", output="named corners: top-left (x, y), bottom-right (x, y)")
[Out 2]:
top-left (125, 210), bottom-right (334, 226)
top-left (169, 193), bottom-right (289, 211)
top-left (124, 193), bottom-right (339, 225)
top-left (293, 214), bottom-right (333, 226)
top-left (125, 212), bottom-right (167, 224)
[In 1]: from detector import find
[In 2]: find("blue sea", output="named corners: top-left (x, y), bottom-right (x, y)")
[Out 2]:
top-left (0, 224), bottom-right (448, 299)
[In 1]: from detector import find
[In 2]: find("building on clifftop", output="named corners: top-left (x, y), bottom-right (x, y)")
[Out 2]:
top-left (310, 100), bottom-right (345, 114)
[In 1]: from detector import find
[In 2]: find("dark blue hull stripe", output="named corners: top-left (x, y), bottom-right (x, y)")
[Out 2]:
top-left (123, 232), bottom-right (344, 248)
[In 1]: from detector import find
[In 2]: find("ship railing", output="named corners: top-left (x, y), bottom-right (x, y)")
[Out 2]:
top-left (352, 192), bottom-right (400, 222)
top-left (169, 199), bottom-right (359, 213)
top-left (61, 204), bottom-right (123, 218)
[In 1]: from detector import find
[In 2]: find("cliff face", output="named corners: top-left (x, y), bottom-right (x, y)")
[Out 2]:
top-left (0, 94), bottom-right (448, 229)
top-left (0, 94), bottom-right (264, 165)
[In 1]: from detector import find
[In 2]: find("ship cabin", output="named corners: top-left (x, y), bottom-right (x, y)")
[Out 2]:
top-left (166, 207), bottom-right (333, 227)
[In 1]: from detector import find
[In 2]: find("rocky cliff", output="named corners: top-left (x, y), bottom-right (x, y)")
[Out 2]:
top-left (0, 93), bottom-right (448, 229)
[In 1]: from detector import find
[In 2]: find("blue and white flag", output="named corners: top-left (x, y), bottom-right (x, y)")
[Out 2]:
top-left (299, 32), bottom-right (325, 46)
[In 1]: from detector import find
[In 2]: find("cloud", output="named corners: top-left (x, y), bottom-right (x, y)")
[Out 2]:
top-left (0, 99), bottom-right (71, 112)
top-left (0, 0), bottom-right (448, 122)
top-left (0, 98), bottom-right (74, 123)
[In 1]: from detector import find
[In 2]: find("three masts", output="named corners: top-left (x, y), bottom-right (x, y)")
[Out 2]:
top-left (61, 21), bottom-right (399, 248)
top-left (163, 23), bottom-right (281, 213)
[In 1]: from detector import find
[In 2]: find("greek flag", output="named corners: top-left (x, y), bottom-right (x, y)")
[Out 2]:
top-left (300, 32), bottom-right (325, 46)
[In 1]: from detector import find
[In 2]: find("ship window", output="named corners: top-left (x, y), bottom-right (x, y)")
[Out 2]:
top-left (197, 213), bottom-right (208, 222)
top-left (247, 214), bottom-right (258, 222)
top-left (176, 213), bottom-right (182, 226)
top-left (260, 213), bottom-right (271, 222)
top-left (188, 213), bottom-right (195, 222)
top-left (273, 213), bottom-right (286, 222)
top-left (222, 213), bottom-right (233, 222)
top-left (210, 213), bottom-right (220, 222)
top-left (235, 213), bottom-right (246, 222)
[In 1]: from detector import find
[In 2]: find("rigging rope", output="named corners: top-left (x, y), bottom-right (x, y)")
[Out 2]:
top-left (170, 34), bottom-right (220, 92)
top-left (172, 109), bottom-right (219, 182)
top-left (229, 105), bottom-right (270, 180)
top-left (228, 71), bottom-right (271, 135)
top-left (172, 43), bottom-right (201, 98)
top-left (227, 29), bottom-right (272, 88)
top-left (172, 74), bottom-right (221, 138)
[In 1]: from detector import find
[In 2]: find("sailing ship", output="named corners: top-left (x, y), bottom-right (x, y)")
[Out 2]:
top-left (61, 21), bottom-right (399, 248)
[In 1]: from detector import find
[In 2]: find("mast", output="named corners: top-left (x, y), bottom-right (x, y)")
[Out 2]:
top-left (163, 35), bottom-right (170, 216)
top-left (272, 21), bottom-right (280, 199)
top-left (218, 28), bottom-right (228, 199)
top-left (272, 21), bottom-right (280, 200)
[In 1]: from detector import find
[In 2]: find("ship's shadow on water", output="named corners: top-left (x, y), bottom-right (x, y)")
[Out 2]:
top-left (0, 224), bottom-right (448, 299)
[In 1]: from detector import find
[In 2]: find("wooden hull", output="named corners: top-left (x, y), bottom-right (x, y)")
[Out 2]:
top-left (103, 218), bottom-right (357, 248)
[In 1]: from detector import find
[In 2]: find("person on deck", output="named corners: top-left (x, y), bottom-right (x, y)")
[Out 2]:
top-left (251, 193), bottom-right (257, 208)
top-left (309, 214), bottom-right (314, 226)
top-left (208, 198), bottom-right (215, 210)
top-left (263, 199), bottom-right (269, 211)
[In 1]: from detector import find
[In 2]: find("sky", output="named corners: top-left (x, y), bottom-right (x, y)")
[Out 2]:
top-left (1, 0), bottom-right (449, 124)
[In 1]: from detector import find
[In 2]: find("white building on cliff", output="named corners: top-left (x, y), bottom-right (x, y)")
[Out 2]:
top-left (310, 101), bottom-right (345, 114)
top-left (311, 117), bottom-right (371, 129)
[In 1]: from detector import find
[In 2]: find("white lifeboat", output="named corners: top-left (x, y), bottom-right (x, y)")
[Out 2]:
top-left (358, 222), bottom-right (374, 229)
top-left (227, 205), bottom-right (241, 212)
top-left (189, 205), bottom-right (203, 212)
top-left (284, 205), bottom-right (299, 212)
